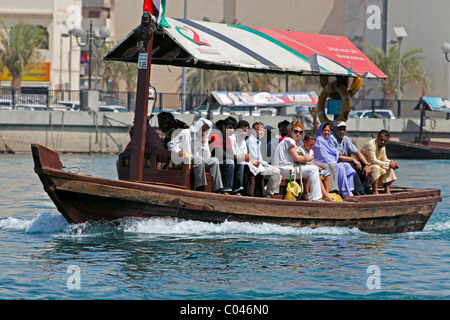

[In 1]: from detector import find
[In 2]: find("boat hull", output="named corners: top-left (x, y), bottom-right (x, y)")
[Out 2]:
top-left (32, 144), bottom-right (441, 234)
top-left (386, 140), bottom-right (450, 159)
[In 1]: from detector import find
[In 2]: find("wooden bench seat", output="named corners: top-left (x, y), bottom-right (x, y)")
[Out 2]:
top-left (118, 149), bottom-right (308, 199)
top-left (117, 147), bottom-right (212, 192)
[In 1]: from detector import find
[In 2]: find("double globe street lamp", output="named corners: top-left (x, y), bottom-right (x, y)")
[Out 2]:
top-left (441, 42), bottom-right (450, 120)
top-left (69, 20), bottom-right (110, 90)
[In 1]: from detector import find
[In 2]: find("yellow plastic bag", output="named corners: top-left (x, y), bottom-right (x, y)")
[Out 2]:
top-left (328, 193), bottom-right (342, 201)
top-left (285, 181), bottom-right (302, 200)
top-left (284, 170), bottom-right (302, 200)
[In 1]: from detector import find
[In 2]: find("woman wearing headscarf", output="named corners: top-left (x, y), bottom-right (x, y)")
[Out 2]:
top-left (168, 118), bottom-right (223, 192)
top-left (313, 122), bottom-right (355, 198)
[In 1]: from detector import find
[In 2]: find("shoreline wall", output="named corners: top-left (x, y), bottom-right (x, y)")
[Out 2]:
top-left (1, 110), bottom-right (449, 153)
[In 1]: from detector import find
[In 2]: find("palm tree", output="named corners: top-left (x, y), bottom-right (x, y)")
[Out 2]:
top-left (181, 68), bottom-right (287, 94)
top-left (364, 43), bottom-right (430, 100)
top-left (288, 74), bottom-right (321, 93)
top-left (93, 43), bottom-right (137, 91)
top-left (0, 20), bottom-right (46, 88)
top-left (248, 73), bottom-right (282, 92)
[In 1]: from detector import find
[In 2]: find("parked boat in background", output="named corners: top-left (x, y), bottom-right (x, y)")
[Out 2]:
top-left (387, 94), bottom-right (450, 159)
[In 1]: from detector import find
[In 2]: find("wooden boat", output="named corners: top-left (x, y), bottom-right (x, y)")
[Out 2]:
top-left (32, 143), bottom-right (441, 234)
top-left (32, 9), bottom-right (442, 234)
top-left (386, 95), bottom-right (450, 159)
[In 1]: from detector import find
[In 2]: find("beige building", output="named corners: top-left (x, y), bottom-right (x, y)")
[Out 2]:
top-left (1, 0), bottom-right (450, 100)
top-left (96, 0), bottom-right (450, 99)
top-left (112, 0), bottom-right (348, 95)
top-left (0, 0), bottom-right (83, 90)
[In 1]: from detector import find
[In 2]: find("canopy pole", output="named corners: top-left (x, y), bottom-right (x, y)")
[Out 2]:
top-left (129, 13), bottom-right (155, 181)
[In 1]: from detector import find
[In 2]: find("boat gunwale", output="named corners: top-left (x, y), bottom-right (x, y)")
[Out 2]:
top-left (34, 165), bottom-right (442, 211)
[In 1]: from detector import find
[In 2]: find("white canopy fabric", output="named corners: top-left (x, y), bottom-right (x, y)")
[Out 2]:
top-left (104, 17), bottom-right (386, 79)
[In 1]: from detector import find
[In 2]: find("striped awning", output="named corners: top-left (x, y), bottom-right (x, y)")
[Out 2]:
top-left (104, 17), bottom-right (386, 79)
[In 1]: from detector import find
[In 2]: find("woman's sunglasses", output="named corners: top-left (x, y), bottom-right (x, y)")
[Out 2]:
top-left (293, 129), bottom-right (303, 134)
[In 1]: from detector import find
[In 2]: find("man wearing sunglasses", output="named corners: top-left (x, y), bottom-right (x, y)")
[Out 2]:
top-left (329, 121), bottom-right (371, 195)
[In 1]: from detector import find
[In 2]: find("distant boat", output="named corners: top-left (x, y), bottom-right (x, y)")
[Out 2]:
top-left (386, 139), bottom-right (450, 159)
top-left (387, 94), bottom-right (450, 159)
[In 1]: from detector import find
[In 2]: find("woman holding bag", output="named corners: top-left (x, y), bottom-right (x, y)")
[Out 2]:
top-left (273, 121), bottom-right (326, 201)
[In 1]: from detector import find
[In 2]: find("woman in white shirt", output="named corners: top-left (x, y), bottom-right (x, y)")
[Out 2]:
top-left (273, 121), bottom-right (323, 201)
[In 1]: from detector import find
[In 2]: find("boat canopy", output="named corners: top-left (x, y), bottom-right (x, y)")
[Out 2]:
top-left (207, 91), bottom-right (318, 107)
top-left (104, 17), bottom-right (387, 79)
top-left (415, 96), bottom-right (450, 113)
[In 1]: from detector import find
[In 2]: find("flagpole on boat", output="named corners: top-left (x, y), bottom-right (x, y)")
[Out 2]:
top-left (129, 12), bottom-right (155, 181)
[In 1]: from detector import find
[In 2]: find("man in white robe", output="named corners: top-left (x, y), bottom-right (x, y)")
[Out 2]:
top-left (168, 118), bottom-right (223, 192)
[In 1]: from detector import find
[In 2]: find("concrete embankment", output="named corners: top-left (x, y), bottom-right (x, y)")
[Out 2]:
top-left (0, 110), bottom-right (449, 153)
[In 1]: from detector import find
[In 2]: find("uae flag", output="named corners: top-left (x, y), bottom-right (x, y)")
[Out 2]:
top-left (143, 0), bottom-right (169, 28)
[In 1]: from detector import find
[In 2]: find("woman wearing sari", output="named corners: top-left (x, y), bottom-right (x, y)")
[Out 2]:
top-left (313, 122), bottom-right (355, 198)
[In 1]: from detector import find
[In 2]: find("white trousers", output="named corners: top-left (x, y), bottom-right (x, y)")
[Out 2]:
top-left (280, 165), bottom-right (322, 200)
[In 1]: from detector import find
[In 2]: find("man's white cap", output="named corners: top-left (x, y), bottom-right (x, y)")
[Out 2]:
top-left (334, 120), bottom-right (347, 128)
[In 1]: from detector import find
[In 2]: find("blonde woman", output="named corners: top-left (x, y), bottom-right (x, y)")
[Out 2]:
top-left (273, 121), bottom-right (323, 201)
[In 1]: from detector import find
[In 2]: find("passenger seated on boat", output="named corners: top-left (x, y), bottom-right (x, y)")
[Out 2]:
top-left (220, 116), bottom-right (238, 194)
top-left (313, 122), bottom-right (356, 198)
top-left (167, 117), bottom-right (223, 192)
top-left (124, 115), bottom-right (164, 152)
top-left (266, 120), bottom-right (290, 163)
top-left (330, 121), bottom-right (371, 195)
top-left (244, 122), bottom-right (282, 198)
top-left (277, 120), bottom-right (291, 144)
top-left (359, 130), bottom-right (399, 194)
top-left (230, 120), bottom-right (250, 195)
top-left (301, 132), bottom-right (338, 194)
top-left (299, 132), bottom-right (335, 201)
top-left (157, 111), bottom-right (189, 148)
top-left (273, 121), bottom-right (323, 201)
top-left (209, 119), bottom-right (224, 157)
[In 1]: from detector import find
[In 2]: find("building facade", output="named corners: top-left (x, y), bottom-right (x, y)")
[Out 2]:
top-left (1, 0), bottom-right (450, 100)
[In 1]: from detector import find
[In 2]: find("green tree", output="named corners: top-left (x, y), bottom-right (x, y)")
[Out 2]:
top-left (0, 20), bottom-right (46, 88)
top-left (182, 69), bottom-right (251, 94)
top-left (364, 43), bottom-right (430, 100)
top-left (93, 43), bottom-right (137, 91)
top-left (181, 68), bottom-right (287, 94)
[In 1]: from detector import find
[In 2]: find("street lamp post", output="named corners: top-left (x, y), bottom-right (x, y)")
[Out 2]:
top-left (70, 20), bottom-right (110, 90)
top-left (60, 33), bottom-right (69, 89)
top-left (442, 42), bottom-right (450, 95)
top-left (393, 27), bottom-right (407, 101)
top-left (181, 0), bottom-right (188, 112)
top-left (441, 42), bottom-right (450, 120)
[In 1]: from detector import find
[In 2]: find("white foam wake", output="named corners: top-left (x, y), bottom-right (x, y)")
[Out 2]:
top-left (1, 212), bottom-right (363, 237)
top-left (115, 217), bottom-right (363, 236)
top-left (0, 212), bottom-right (68, 233)
top-left (3, 212), bottom-right (449, 238)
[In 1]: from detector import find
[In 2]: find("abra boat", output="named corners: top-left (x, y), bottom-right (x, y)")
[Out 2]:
top-left (32, 143), bottom-right (441, 234)
top-left (32, 5), bottom-right (441, 234)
